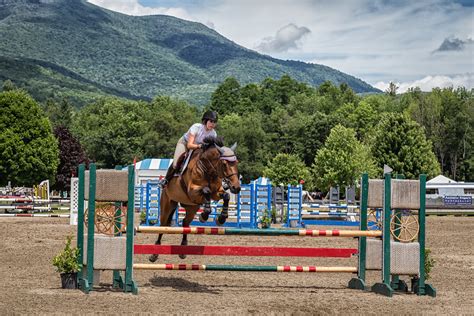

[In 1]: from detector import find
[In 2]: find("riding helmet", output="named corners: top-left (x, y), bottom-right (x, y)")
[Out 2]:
top-left (202, 110), bottom-right (218, 123)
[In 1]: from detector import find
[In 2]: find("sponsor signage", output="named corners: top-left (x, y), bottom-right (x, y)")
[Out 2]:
top-left (443, 196), bottom-right (473, 206)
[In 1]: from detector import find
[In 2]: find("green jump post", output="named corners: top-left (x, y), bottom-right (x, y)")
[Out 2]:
top-left (416, 175), bottom-right (436, 297)
top-left (124, 164), bottom-right (138, 294)
top-left (77, 163), bottom-right (97, 293)
top-left (112, 165), bottom-right (124, 289)
top-left (348, 173), bottom-right (369, 290)
top-left (86, 164), bottom-right (97, 292)
top-left (76, 164), bottom-right (88, 292)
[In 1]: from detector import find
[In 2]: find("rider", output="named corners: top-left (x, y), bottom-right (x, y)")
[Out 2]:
top-left (159, 110), bottom-right (218, 187)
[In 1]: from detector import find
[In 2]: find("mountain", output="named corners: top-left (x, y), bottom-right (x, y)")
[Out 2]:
top-left (0, 0), bottom-right (380, 106)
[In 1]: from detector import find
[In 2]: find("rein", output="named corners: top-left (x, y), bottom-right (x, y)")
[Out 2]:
top-left (196, 157), bottom-right (219, 180)
top-left (195, 148), bottom-right (237, 183)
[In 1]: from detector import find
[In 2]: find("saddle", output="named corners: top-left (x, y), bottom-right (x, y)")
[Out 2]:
top-left (174, 149), bottom-right (194, 177)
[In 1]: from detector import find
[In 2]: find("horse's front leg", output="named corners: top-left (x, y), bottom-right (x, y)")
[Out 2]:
top-left (216, 190), bottom-right (230, 226)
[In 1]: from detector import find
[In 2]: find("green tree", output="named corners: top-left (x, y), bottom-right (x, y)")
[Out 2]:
top-left (265, 75), bottom-right (313, 106)
top-left (371, 113), bottom-right (440, 178)
top-left (42, 98), bottom-right (74, 129)
top-left (330, 100), bottom-right (379, 141)
top-left (385, 82), bottom-right (399, 96)
top-left (404, 87), bottom-right (473, 180)
top-left (142, 96), bottom-right (199, 158)
top-left (0, 89), bottom-right (59, 186)
top-left (315, 81), bottom-right (357, 114)
top-left (361, 93), bottom-right (399, 114)
top-left (263, 153), bottom-right (311, 187)
top-left (284, 111), bottom-right (331, 165)
top-left (217, 112), bottom-right (269, 182)
top-left (287, 93), bottom-right (320, 115)
top-left (209, 77), bottom-right (241, 116)
top-left (234, 83), bottom-right (261, 114)
top-left (312, 125), bottom-right (377, 190)
top-left (2, 79), bottom-right (17, 92)
top-left (72, 98), bottom-right (150, 167)
top-left (436, 87), bottom-right (472, 180)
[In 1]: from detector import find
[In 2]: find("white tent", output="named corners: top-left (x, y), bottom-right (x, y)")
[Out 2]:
top-left (131, 158), bottom-right (172, 185)
top-left (427, 175), bottom-right (456, 184)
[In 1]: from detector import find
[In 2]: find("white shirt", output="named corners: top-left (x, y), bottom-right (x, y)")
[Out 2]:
top-left (183, 123), bottom-right (217, 144)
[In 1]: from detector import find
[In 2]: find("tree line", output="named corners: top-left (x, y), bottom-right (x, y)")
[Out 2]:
top-left (0, 76), bottom-right (472, 193)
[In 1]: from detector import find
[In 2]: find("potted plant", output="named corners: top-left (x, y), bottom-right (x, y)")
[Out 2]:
top-left (259, 211), bottom-right (272, 229)
top-left (140, 210), bottom-right (146, 224)
top-left (52, 235), bottom-right (80, 289)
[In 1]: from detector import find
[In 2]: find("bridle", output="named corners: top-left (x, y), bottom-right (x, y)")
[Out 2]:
top-left (196, 148), bottom-right (238, 184)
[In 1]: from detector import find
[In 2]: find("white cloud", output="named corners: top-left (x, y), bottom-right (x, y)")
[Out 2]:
top-left (255, 23), bottom-right (311, 53)
top-left (87, 0), bottom-right (192, 20)
top-left (433, 37), bottom-right (474, 53)
top-left (374, 73), bottom-right (474, 93)
top-left (205, 21), bottom-right (215, 30)
top-left (86, 0), bottom-right (474, 89)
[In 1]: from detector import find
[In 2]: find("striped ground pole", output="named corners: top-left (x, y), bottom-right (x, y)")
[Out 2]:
top-left (0, 213), bottom-right (70, 218)
top-left (136, 226), bottom-right (382, 238)
top-left (133, 263), bottom-right (358, 273)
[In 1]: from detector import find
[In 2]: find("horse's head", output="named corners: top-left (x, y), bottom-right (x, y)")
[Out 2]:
top-left (215, 143), bottom-right (241, 194)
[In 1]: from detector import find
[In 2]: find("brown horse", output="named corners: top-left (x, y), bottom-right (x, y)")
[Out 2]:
top-left (149, 137), bottom-right (241, 262)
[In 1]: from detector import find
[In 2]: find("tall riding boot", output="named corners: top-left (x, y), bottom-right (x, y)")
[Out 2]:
top-left (160, 165), bottom-right (176, 188)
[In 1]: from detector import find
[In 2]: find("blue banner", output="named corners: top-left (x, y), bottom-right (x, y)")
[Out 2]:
top-left (443, 196), bottom-right (473, 205)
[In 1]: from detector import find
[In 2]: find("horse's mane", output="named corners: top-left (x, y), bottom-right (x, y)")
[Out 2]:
top-left (202, 136), bottom-right (224, 148)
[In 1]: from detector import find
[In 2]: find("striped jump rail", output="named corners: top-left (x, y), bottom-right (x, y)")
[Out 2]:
top-left (136, 226), bottom-right (382, 237)
top-left (0, 206), bottom-right (50, 210)
top-left (133, 263), bottom-right (358, 273)
top-left (0, 213), bottom-right (70, 218)
top-left (134, 245), bottom-right (358, 257)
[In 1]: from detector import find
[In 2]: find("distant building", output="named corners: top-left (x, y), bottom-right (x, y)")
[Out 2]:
top-left (426, 175), bottom-right (474, 208)
top-left (132, 158), bottom-right (172, 186)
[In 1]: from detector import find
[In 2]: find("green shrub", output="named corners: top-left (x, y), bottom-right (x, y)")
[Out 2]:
top-left (52, 236), bottom-right (80, 274)
top-left (425, 248), bottom-right (435, 280)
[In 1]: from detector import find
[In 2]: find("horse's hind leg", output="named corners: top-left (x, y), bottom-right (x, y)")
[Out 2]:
top-left (179, 205), bottom-right (200, 259)
top-left (216, 192), bottom-right (230, 226)
top-left (149, 195), bottom-right (178, 263)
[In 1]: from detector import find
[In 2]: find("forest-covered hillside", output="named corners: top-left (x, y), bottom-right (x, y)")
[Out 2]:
top-left (0, 0), bottom-right (379, 106)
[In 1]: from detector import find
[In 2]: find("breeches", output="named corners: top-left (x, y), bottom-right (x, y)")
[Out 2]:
top-left (173, 137), bottom-right (187, 168)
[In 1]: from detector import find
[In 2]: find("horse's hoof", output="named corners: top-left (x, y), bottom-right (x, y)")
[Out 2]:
top-left (149, 254), bottom-right (159, 263)
top-left (199, 212), bottom-right (210, 223)
top-left (179, 254), bottom-right (187, 259)
top-left (216, 215), bottom-right (227, 226)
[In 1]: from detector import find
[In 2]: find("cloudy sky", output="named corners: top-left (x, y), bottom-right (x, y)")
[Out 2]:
top-left (87, 0), bottom-right (473, 92)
